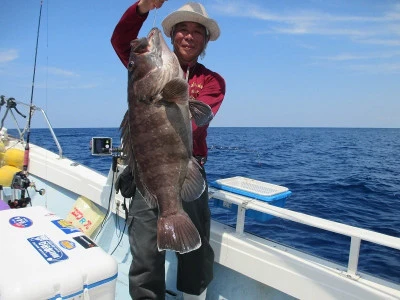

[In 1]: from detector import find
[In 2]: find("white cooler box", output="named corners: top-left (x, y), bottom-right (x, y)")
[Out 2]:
top-left (0, 206), bottom-right (118, 300)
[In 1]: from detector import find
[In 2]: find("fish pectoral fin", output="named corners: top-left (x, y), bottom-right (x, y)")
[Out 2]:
top-left (136, 185), bottom-right (158, 209)
top-left (132, 166), bottom-right (158, 209)
top-left (157, 211), bottom-right (201, 254)
top-left (142, 191), bottom-right (158, 209)
top-left (180, 157), bottom-right (206, 202)
top-left (189, 99), bottom-right (214, 127)
top-left (161, 78), bottom-right (189, 105)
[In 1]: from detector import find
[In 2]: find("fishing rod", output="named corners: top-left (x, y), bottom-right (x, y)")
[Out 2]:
top-left (7, 1), bottom-right (45, 209)
top-left (23, 0), bottom-right (43, 173)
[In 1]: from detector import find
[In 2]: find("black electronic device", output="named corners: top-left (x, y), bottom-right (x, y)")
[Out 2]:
top-left (91, 137), bottom-right (112, 156)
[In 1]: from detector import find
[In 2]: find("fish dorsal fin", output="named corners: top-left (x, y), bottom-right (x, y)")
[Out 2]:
top-left (162, 77), bottom-right (189, 105)
top-left (180, 157), bottom-right (206, 202)
top-left (189, 99), bottom-right (214, 127)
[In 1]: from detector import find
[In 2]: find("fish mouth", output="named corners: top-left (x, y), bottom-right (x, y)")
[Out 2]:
top-left (131, 38), bottom-right (150, 55)
top-left (131, 28), bottom-right (161, 56)
top-left (147, 28), bottom-right (162, 52)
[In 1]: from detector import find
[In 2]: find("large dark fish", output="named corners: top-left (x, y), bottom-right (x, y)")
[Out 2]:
top-left (120, 28), bottom-right (213, 254)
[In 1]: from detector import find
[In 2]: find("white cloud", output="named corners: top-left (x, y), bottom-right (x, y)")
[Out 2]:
top-left (34, 80), bottom-right (98, 89)
top-left (211, 1), bottom-right (400, 40)
top-left (315, 51), bottom-right (400, 61)
top-left (46, 67), bottom-right (79, 77)
top-left (359, 38), bottom-right (400, 47)
top-left (0, 49), bottom-right (18, 63)
top-left (212, 0), bottom-right (400, 73)
top-left (348, 63), bottom-right (400, 74)
top-left (316, 54), bottom-right (371, 61)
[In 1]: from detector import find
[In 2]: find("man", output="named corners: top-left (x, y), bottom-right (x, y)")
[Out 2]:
top-left (111, 1), bottom-right (225, 299)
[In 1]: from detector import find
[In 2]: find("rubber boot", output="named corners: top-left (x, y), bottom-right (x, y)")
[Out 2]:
top-left (182, 288), bottom-right (207, 300)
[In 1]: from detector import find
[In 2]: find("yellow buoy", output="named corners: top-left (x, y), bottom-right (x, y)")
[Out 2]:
top-left (0, 165), bottom-right (21, 187)
top-left (4, 148), bottom-right (24, 169)
top-left (0, 141), bottom-right (5, 167)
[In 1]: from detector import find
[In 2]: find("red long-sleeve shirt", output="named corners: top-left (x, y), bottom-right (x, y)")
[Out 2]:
top-left (111, 2), bottom-right (226, 158)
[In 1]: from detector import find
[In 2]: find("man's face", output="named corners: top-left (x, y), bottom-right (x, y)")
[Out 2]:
top-left (172, 22), bottom-right (208, 65)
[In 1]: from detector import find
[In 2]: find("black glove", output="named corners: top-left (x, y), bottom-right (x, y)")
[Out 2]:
top-left (115, 166), bottom-right (136, 198)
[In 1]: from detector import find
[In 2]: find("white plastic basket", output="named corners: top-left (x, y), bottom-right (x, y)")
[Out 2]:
top-left (210, 176), bottom-right (290, 201)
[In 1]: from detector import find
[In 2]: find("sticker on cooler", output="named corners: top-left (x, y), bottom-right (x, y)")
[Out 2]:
top-left (59, 240), bottom-right (76, 250)
top-left (65, 196), bottom-right (105, 237)
top-left (70, 207), bottom-right (93, 231)
top-left (51, 219), bottom-right (81, 234)
top-left (27, 235), bottom-right (69, 264)
top-left (9, 216), bottom-right (33, 228)
top-left (73, 235), bottom-right (97, 249)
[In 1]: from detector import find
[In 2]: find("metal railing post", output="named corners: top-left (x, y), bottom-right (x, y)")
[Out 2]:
top-left (348, 236), bottom-right (361, 277)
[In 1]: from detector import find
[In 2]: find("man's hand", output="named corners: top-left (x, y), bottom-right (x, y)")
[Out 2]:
top-left (138, 0), bottom-right (167, 15)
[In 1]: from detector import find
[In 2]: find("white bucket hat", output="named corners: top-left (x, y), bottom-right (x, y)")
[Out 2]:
top-left (162, 2), bottom-right (220, 41)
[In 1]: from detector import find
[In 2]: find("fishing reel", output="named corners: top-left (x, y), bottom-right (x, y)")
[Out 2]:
top-left (8, 171), bottom-right (45, 209)
top-left (11, 171), bottom-right (30, 190)
top-left (0, 96), bottom-right (26, 122)
top-left (11, 171), bottom-right (45, 194)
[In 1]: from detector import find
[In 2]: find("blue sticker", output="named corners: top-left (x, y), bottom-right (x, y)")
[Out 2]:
top-left (59, 240), bottom-right (76, 250)
top-left (51, 219), bottom-right (81, 234)
top-left (28, 235), bottom-right (69, 264)
top-left (9, 216), bottom-right (33, 228)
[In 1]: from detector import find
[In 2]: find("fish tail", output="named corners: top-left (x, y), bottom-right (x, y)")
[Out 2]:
top-left (157, 212), bottom-right (202, 254)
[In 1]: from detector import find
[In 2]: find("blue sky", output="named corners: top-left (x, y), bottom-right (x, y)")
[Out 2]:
top-left (1, 0), bottom-right (399, 128)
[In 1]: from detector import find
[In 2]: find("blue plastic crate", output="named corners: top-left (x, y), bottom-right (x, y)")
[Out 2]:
top-left (210, 176), bottom-right (292, 222)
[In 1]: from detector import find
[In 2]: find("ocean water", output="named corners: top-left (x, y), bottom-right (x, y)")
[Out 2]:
top-left (22, 127), bottom-right (400, 283)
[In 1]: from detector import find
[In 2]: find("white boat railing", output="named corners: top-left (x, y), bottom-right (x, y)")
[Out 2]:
top-left (209, 187), bottom-right (400, 279)
top-left (29, 103), bottom-right (63, 159)
top-left (0, 98), bottom-right (63, 158)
